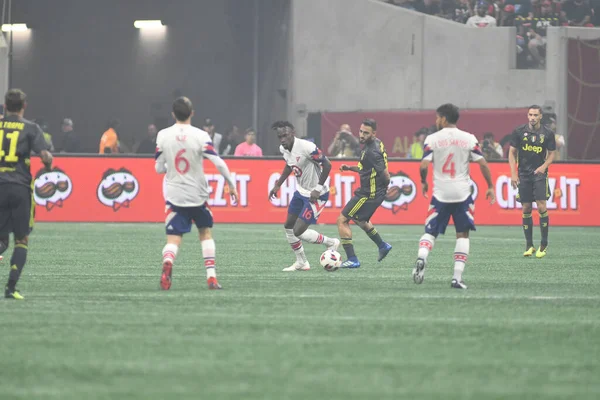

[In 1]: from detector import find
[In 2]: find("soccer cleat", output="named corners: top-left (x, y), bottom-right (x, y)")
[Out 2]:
top-left (451, 279), bottom-right (467, 289)
top-left (5, 287), bottom-right (24, 300)
top-left (536, 245), bottom-right (547, 258)
top-left (160, 260), bottom-right (173, 290)
top-left (523, 246), bottom-right (536, 257)
top-left (207, 277), bottom-right (222, 290)
top-left (282, 261), bottom-right (310, 272)
top-left (412, 258), bottom-right (426, 284)
top-left (0, 255), bottom-right (3, 262)
top-left (327, 238), bottom-right (340, 252)
top-left (341, 258), bottom-right (361, 268)
top-left (378, 242), bottom-right (392, 262)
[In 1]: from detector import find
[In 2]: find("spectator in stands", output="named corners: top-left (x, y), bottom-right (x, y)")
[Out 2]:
top-left (220, 125), bottom-right (243, 155)
top-left (99, 119), bottom-right (121, 154)
top-left (515, 1), bottom-right (561, 68)
top-left (504, 0), bottom-right (533, 17)
top-left (466, 1), bottom-right (498, 26)
top-left (136, 124), bottom-right (157, 154)
top-left (562, 0), bottom-right (594, 26)
top-left (482, 132), bottom-right (503, 159)
top-left (591, 0), bottom-right (600, 25)
top-left (546, 115), bottom-right (565, 160)
top-left (408, 128), bottom-right (428, 159)
top-left (202, 118), bottom-right (223, 155)
top-left (328, 123), bottom-right (360, 158)
top-left (448, 0), bottom-right (473, 23)
top-left (415, 0), bottom-right (442, 15)
top-left (234, 128), bottom-right (263, 157)
top-left (35, 118), bottom-right (54, 152)
top-left (58, 118), bottom-right (80, 153)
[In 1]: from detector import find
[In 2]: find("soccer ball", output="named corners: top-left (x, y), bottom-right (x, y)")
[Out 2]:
top-left (320, 250), bottom-right (342, 272)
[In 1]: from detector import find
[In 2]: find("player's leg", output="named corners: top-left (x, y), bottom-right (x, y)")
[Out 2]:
top-left (450, 198), bottom-right (476, 289)
top-left (161, 203), bottom-right (191, 290)
top-left (518, 175), bottom-right (535, 256)
top-left (294, 192), bottom-right (339, 251)
top-left (196, 226), bottom-right (222, 289)
top-left (282, 192), bottom-right (309, 271)
top-left (0, 189), bottom-right (12, 262)
top-left (338, 196), bottom-right (364, 268)
top-left (355, 219), bottom-right (392, 262)
top-left (535, 198), bottom-right (549, 258)
top-left (413, 198), bottom-right (448, 284)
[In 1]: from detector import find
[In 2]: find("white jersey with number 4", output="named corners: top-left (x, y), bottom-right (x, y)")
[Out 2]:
top-left (155, 123), bottom-right (233, 207)
top-left (280, 138), bottom-right (328, 197)
top-left (422, 127), bottom-right (483, 203)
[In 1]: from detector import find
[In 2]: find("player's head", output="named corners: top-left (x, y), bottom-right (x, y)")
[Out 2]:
top-left (359, 119), bottom-right (377, 144)
top-left (527, 105), bottom-right (542, 128)
top-left (435, 103), bottom-right (460, 130)
top-left (271, 120), bottom-right (295, 150)
top-left (245, 127), bottom-right (256, 144)
top-left (171, 97), bottom-right (193, 123)
top-left (4, 88), bottom-right (27, 115)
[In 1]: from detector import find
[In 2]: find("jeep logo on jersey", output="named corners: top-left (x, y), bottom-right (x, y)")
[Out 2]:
top-left (33, 167), bottom-right (73, 210)
top-left (382, 172), bottom-right (417, 213)
top-left (97, 168), bottom-right (139, 211)
top-left (470, 178), bottom-right (478, 201)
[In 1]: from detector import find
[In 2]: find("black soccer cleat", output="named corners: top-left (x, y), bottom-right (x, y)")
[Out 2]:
top-left (5, 286), bottom-right (25, 300)
top-left (450, 279), bottom-right (467, 290)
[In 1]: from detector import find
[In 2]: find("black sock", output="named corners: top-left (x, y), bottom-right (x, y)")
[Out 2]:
top-left (523, 213), bottom-right (533, 248)
top-left (341, 237), bottom-right (356, 259)
top-left (366, 227), bottom-right (384, 248)
top-left (7, 244), bottom-right (28, 291)
top-left (539, 211), bottom-right (549, 247)
top-left (0, 237), bottom-right (8, 256)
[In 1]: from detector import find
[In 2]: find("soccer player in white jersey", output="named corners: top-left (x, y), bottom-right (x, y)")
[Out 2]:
top-left (268, 121), bottom-right (340, 271)
top-left (412, 103), bottom-right (495, 289)
top-left (155, 96), bottom-right (238, 290)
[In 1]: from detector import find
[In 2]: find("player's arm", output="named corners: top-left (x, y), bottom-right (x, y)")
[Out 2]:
top-left (309, 146), bottom-right (331, 202)
top-left (508, 128), bottom-right (520, 188)
top-left (203, 145), bottom-right (239, 203)
top-left (470, 136), bottom-right (496, 204)
top-left (419, 138), bottom-right (434, 197)
top-left (372, 145), bottom-right (390, 186)
top-left (534, 132), bottom-right (556, 175)
top-left (31, 125), bottom-right (53, 171)
top-left (269, 164), bottom-right (293, 200)
top-left (154, 135), bottom-right (167, 174)
top-left (340, 164), bottom-right (360, 172)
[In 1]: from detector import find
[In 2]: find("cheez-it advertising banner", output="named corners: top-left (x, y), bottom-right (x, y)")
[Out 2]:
top-left (30, 157), bottom-right (600, 226)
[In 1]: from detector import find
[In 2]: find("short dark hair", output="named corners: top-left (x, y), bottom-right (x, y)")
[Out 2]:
top-left (528, 105), bottom-right (543, 114)
top-left (172, 97), bottom-right (193, 122)
top-left (245, 127), bottom-right (256, 134)
top-left (483, 132), bottom-right (494, 140)
top-left (362, 118), bottom-right (377, 131)
top-left (4, 89), bottom-right (26, 112)
top-left (271, 120), bottom-right (295, 131)
top-left (436, 103), bottom-right (460, 124)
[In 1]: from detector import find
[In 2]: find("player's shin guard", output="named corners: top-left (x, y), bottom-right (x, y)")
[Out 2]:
top-left (453, 238), bottom-right (469, 282)
top-left (417, 234), bottom-right (435, 261)
top-left (539, 211), bottom-right (549, 247)
top-left (299, 229), bottom-right (334, 246)
top-left (341, 237), bottom-right (356, 259)
top-left (285, 229), bottom-right (308, 264)
top-left (162, 243), bottom-right (178, 265)
top-left (366, 227), bottom-right (384, 248)
top-left (201, 239), bottom-right (216, 279)
top-left (7, 244), bottom-right (27, 291)
top-left (523, 213), bottom-right (534, 248)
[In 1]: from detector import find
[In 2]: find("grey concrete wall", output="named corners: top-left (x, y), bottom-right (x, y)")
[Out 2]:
top-left (0, 34), bottom-right (7, 106)
top-left (291, 0), bottom-right (545, 117)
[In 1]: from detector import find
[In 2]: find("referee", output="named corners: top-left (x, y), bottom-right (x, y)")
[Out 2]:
top-left (508, 105), bottom-right (556, 258)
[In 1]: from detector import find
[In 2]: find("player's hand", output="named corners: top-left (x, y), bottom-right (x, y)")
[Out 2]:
top-left (340, 164), bottom-right (349, 172)
top-left (533, 166), bottom-right (546, 175)
top-left (486, 188), bottom-right (496, 205)
top-left (511, 174), bottom-right (519, 189)
top-left (229, 186), bottom-right (239, 204)
top-left (421, 182), bottom-right (429, 198)
top-left (269, 184), bottom-right (280, 200)
top-left (310, 189), bottom-right (320, 202)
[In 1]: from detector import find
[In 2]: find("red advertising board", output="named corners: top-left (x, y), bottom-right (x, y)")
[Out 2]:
top-left (30, 157), bottom-right (599, 226)
top-left (321, 109), bottom-right (527, 157)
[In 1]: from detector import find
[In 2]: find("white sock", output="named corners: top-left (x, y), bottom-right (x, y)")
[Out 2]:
top-left (201, 239), bottom-right (217, 279)
top-left (162, 243), bottom-right (178, 265)
top-left (285, 229), bottom-right (308, 264)
top-left (453, 238), bottom-right (469, 281)
top-left (418, 234), bottom-right (435, 261)
top-left (299, 229), bottom-right (333, 246)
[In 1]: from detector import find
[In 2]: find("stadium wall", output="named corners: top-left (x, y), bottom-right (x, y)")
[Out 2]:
top-left (0, 34), bottom-right (7, 104)
top-left (30, 156), bottom-right (599, 226)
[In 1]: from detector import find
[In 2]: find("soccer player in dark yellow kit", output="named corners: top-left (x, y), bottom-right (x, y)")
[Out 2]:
top-left (509, 105), bottom-right (556, 258)
top-left (0, 89), bottom-right (53, 299)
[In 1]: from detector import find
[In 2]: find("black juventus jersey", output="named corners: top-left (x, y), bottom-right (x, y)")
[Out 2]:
top-left (356, 138), bottom-right (389, 198)
top-left (509, 124), bottom-right (556, 175)
top-left (0, 115), bottom-right (49, 188)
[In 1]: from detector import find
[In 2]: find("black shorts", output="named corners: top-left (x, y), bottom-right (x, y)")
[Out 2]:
top-left (341, 193), bottom-right (385, 222)
top-left (517, 174), bottom-right (549, 203)
top-left (0, 184), bottom-right (34, 238)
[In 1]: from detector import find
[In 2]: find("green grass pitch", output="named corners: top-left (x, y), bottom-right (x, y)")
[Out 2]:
top-left (1, 223), bottom-right (599, 400)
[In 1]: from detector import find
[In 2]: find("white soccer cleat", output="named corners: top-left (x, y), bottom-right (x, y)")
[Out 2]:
top-left (412, 258), bottom-right (426, 284)
top-left (327, 238), bottom-right (340, 252)
top-left (282, 261), bottom-right (310, 272)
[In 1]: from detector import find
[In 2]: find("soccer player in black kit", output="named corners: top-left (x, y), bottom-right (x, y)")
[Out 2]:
top-left (0, 89), bottom-right (53, 299)
top-left (337, 119), bottom-right (392, 268)
top-left (509, 105), bottom-right (556, 258)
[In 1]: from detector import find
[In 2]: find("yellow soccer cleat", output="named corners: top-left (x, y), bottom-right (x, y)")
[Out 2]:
top-left (523, 247), bottom-right (536, 257)
top-left (536, 245), bottom-right (547, 259)
top-left (4, 287), bottom-right (24, 300)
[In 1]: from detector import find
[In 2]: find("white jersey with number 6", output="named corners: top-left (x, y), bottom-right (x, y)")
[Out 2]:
top-left (280, 138), bottom-right (327, 198)
top-left (422, 127), bottom-right (484, 203)
top-left (155, 123), bottom-right (234, 207)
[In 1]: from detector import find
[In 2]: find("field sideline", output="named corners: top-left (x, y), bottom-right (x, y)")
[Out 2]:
top-left (1, 223), bottom-right (599, 400)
